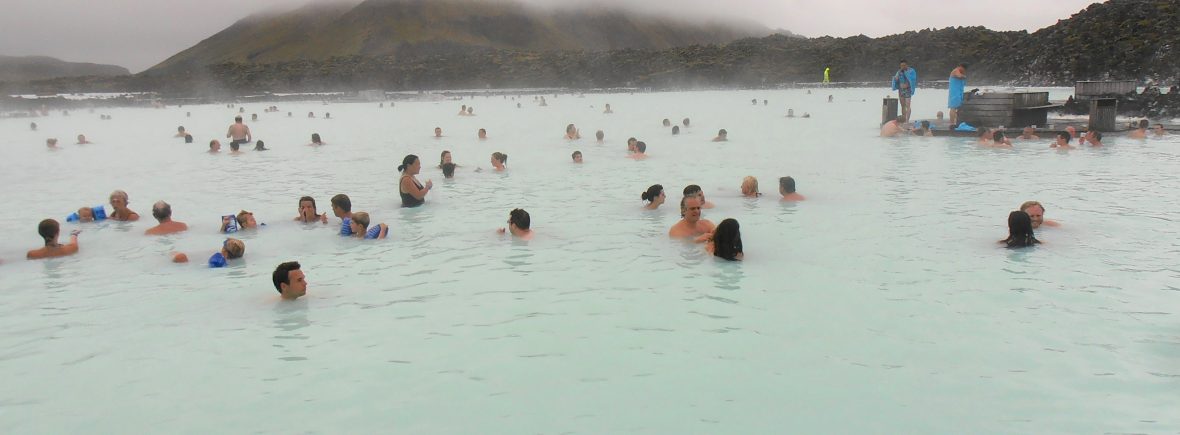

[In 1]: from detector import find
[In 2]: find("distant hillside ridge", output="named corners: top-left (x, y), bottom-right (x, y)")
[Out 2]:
top-left (0, 55), bottom-right (130, 82)
top-left (144, 0), bottom-right (772, 76)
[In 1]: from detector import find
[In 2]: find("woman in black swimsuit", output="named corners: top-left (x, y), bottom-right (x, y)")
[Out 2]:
top-left (398, 154), bottom-right (432, 207)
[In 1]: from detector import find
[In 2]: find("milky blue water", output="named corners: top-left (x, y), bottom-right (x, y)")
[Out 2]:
top-left (1, 88), bottom-right (1178, 433)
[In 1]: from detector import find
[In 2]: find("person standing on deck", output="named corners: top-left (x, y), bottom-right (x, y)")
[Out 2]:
top-left (891, 60), bottom-right (918, 123)
top-left (948, 63), bottom-right (968, 127)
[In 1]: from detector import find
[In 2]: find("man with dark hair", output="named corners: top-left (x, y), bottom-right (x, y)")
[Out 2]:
top-left (1128, 119), bottom-right (1149, 139)
top-left (1050, 131), bottom-right (1074, 149)
top-left (891, 60), bottom-right (918, 123)
top-left (779, 176), bottom-right (806, 201)
top-left (330, 194), bottom-right (354, 236)
top-left (1086, 130), bottom-right (1104, 146)
top-left (295, 196), bottom-right (329, 223)
top-left (498, 209), bottom-right (533, 240)
top-left (272, 262), bottom-right (307, 301)
top-left (441, 163), bottom-right (457, 179)
top-left (27, 219), bottom-right (80, 259)
top-left (571, 150), bottom-right (583, 163)
top-left (226, 115), bottom-right (252, 151)
top-left (145, 201), bottom-right (188, 235)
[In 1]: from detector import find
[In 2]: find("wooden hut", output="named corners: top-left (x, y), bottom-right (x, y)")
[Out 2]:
top-left (959, 92), bottom-right (1057, 128)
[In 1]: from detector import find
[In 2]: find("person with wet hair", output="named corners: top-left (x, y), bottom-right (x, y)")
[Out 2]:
top-left (641, 184), bottom-right (665, 210)
top-left (603, 103), bottom-right (613, 114)
top-left (990, 130), bottom-right (1012, 147)
top-left (669, 196), bottom-right (715, 241)
top-left (458, 104), bottom-right (468, 115)
top-left (1000, 210), bottom-right (1041, 248)
top-left (478, 128), bottom-right (487, 140)
top-left (682, 118), bottom-right (690, 127)
top-left (683, 184), bottom-right (715, 209)
top-left (490, 152), bottom-right (508, 171)
top-left (740, 176), bottom-right (761, 197)
top-left (662, 118), bottom-right (671, 127)
top-left (442, 163), bottom-right (457, 179)
top-left (26, 219), bottom-right (80, 259)
top-left (629, 141), bottom-right (648, 160)
top-left (572, 150), bottom-right (583, 163)
top-left (712, 129), bottom-right (728, 142)
top-left (1050, 131), bottom-right (1074, 149)
top-left (1128, 119), bottom-right (1149, 139)
top-left (706, 218), bottom-right (744, 261)
top-left (308, 133), bottom-right (324, 146)
top-left (331, 194), bottom-right (354, 235)
top-left (175, 126), bottom-right (187, 138)
top-left (627, 137), bottom-right (638, 153)
top-left (348, 212), bottom-right (389, 240)
top-left (46, 138), bottom-right (58, 149)
top-left (1153, 124), bottom-right (1166, 138)
top-left (294, 196), bottom-right (329, 224)
top-left (564, 124), bottom-right (581, 140)
top-left (913, 120), bottom-right (933, 137)
top-left (1087, 130), bottom-right (1104, 146)
top-left (434, 127), bottom-right (443, 138)
top-left (1019, 201), bottom-right (1059, 229)
top-left (208, 139), bottom-right (221, 153)
top-left (109, 190), bottom-right (140, 221)
top-left (595, 130), bottom-right (604, 143)
top-left (497, 208), bottom-right (533, 240)
top-left (779, 177), bottom-right (805, 201)
top-left (254, 140), bottom-right (268, 151)
top-left (144, 201), bottom-right (188, 236)
top-left (272, 261), bottom-right (307, 301)
top-left (226, 115), bottom-right (251, 151)
top-left (398, 154), bottom-right (432, 207)
top-left (439, 150), bottom-right (454, 168)
top-left (1018, 126), bottom-right (1040, 140)
top-left (672, 126), bottom-right (680, 135)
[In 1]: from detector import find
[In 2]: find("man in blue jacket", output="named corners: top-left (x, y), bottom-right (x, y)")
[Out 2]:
top-left (891, 60), bottom-right (918, 123)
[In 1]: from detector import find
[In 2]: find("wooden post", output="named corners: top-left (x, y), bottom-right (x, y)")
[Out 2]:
top-left (882, 97), bottom-right (898, 126)
top-left (1089, 98), bottom-right (1117, 132)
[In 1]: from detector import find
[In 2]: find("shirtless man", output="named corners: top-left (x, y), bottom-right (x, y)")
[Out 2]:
top-left (331, 194), bottom-right (354, 236)
top-left (76, 134), bottom-right (92, 144)
top-left (108, 190), bottom-right (140, 221)
top-left (144, 201), bottom-right (188, 235)
top-left (1018, 127), bottom-right (1040, 140)
top-left (27, 219), bottom-right (80, 259)
top-left (1153, 124), bottom-right (1166, 138)
top-left (209, 139), bottom-right (222, 153)
top-left (497, 208), bottom-right (534, 241)
top-left (1020, 201), bottom-right (1060, 229)
top-left (629, 141), bottom-right (648, 160)
top-left (1050, 132), bottom-right (1074, 149)
top-left (668, 196), bottom-right (716, 242)
top-left (225, 116), bottom-right (252, 151)
top-left (1128, 120), bottom-right (1149, 139)
top-left (294, 196), bottom-right (329, 224)
top-left (712, 129), bottom-right (728, 142)
top-left (880, 116), bottom-right (904, 137)
top-left (175, 126), bottom-right (188, 138)
top-left (1087, 131), bottom-right (1104, 146)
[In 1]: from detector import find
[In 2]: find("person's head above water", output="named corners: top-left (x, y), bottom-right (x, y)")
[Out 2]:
top-left (717, 129), bottom-right (727, 138)
top-left (434, 127), bottom-right (442, 137)
top-left (298, 196), bottom-right (318, 218)
top-left (1019, 200), bottom-right (1048, 229)
top-left (311, 133), bottom-right (322, 144)
top-left (641, 184), bottom-right (664, 204)
top-left (177, 126), bottom-right (185, 133)
top-left (741, 176), bottom-right (759, 196)
top-left (330, 194), bottom-right (351, 216)
top-left (440, 150), bottom-right (452, 166)
top-left (442, 162), bottom-right (456, 178)
top-left (684, 184), bottom-right (703, 198)
top-left (682, 118), bottom-right (690, 127)
top-left (234, 116), bottom-right (243, 123)
top-left (672, 126), bottom-right (680, 135)
top-left (151, 201), bottom-right (173, 222)
top-left (595, 130), bottom-right (604, 141)
top-left (1004, 210), bottom-right (1039, 248)
top-left (509, 208), bottom-right (531, 231)
top-left (662, 118), bottom-right (671, 127)
top-left (779, 176), bottom-right (797, 194)
top-left (223, 238), bottom-right (246, 260)
top-left (38, 219), bottom-right (60, 245)
top-left (478, 128), bottom-right (487, 139)
top-left (566, 124), bottom-right (577, 134)
top-left (349, 212), bottom-right (371, 233)
top-left (398, 154), bottom-right (420, 174)
top-left (635, 141), bottom-right (647, 153)
top-left (572, 150), bottom-right (582, 163)
top-left (491, 152), bottom-right (507, 166)
top-left (1056, 131), bottom-right (1071, 144)
top-left (680, 195), bottom-right (703, 221)
top-left (209, 139), bottom-right (221, 152)
top-left (992, 130), bottom-right (1006, 143)
top-left (272, 261), bottom-right (307, 300)
top-left (254, 140), bottom-right (267, 150)
top-left (1138, 119), bottom-right (1149, 129)
top-left (235, 210), bottom-right (257, 229)
top-left (712, 218), bottom-right (743, 261)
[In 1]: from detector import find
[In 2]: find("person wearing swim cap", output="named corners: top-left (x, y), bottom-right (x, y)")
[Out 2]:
top-left (144, 201), bottom-right (188, 235)
top-left (27, 219), bottom-right (80, 260)
top-left (225, 116), bottom-right (251, 151)
top-left (273, 261), bottom-right (307, 301)
top-left (108, 190), bottom-right (140, 221)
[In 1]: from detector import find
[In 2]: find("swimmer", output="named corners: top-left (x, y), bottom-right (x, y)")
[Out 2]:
top-left (1019, 126), bottom-right (1040, 140)
top-left (442, 163), bottom-right (456, 179)
top-left (185, 134), bottom-right (193, 144)
top-left (144, 201), bottom-right (188, 236)
top-left (348, 212), bottom-right (389, 239)
top-left (30, 122), bottom-right (37, 131)
top-left (627, 137), bottom-right (638, 153)
top-left (175, 126), bottom-right (187, 138)
top-left (192, 238), bottom-right (245, 267)
top-left (779, 176), bottom-right (805, 201)
top-left (682, 118), bottom-right (690, 127)
top-left (1050, 132), bottom-right (1074, 149)
top-left (936, 111), bottom-right (944, 120)
top-left (828, 95), bottom-right (834, 103)
top-left (572, 150), bottom-right (583, 163)
top-left (254, 140), bottom-right (268, 151)
top-left (751, 99), bottom-right (757, 105)
top-left (603, 104), bottom-right (613, 114)
top-left (308, 112), bottom-right (316, 118)
top-left (1065, 126), bottom-right (1078, 140)
top-left (683, 184), bottom-right (715, 208)
top-left (288, 112), bottom-right (293, 117)
top-left (1019, 201), bottom-right (1060, 229)
top-left (672, 126), bottom-right (680, 135)
top-left (740, 176), bottom-right (761, 197)
top-left (976, 129), bottom-right (993, 146)
top-left (434, 127), bottom-right (443, 138)
top-left (331, 194), bottom-right (354, 235)
top-left (1153, 124), bottom-right (1166, 137)
top-left (662, 119), bottom-right (671, 127)
top-left (564, 124), bottom-right (581, 140)
top-left (398, 154), bottom-right (432, 207)
top-left (251, 113), bottom-right (258, 122)
top-left (595, 130), bottom-right (604, 143)
top-left (75, 134), bottom-right (91, 144)
top-left (497, 208), bottom-right (533, 241)
top-left (880, 116), bottom-right (904, 137)
top-left (478, 128), bottom-right (487, 140)
top-left (294, 196), bottom-right (329, 224)
top-left (668, 196), bottom-right (716, 241)
top-left (439, 150), bottom-right (455, 168)
top-left (458, 104), bottom-right (468, 115)
top-left (74, 207), bottom-right (97, 223)
top-left (466, 107), bottom-right (473, 116)
top-left (26, 219), bottom-right (80, 260)
top-left (990, 130), bottom-right (1013, 147)
top-left (712, 129), bottom-right (728, 142)
top-left (221, 210), bottom-right (258, 233)
top-left (208, 139), bottom-right (221, 153)
top-left (1128, 120), bottom-right (1149, 139)
top-left (787, 109), bottom-right (795, 118)
top-left (705, 218), bottom-right (743, 261)
top-left (1000, 210), bottom-right (1040, 248)
top-left (629, 141), bottom-right (648, 160)
top-left (46, 138), bottom-right (58, 149)
top-left (108, 190), bottom-right (140, 221)
top-left (913, 120), bottom-right (933, 137)
top-left (1087, 131), bottom-right (1104, 146)
top-left (273, 261), bottom-right (308, 300)
top-left (763, 100), bottom-right (768, 106)
top-left (226, 116), bottom-right (252, 151)
top-left (309, 133), bottom-right (324, 146)
top-left (641, 184), bottom-right (665, 210)
top-left (802, 112), bottom-right (811, 118)
top-left (491, 152), bottom-right (508, 171)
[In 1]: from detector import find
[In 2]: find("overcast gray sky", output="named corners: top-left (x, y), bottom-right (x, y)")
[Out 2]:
top-left (0, 0), bottom-right (1098, 73)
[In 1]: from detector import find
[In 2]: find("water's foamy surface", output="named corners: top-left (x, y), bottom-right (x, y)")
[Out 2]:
top-left (1, 88), bottom-right (1178, 433)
